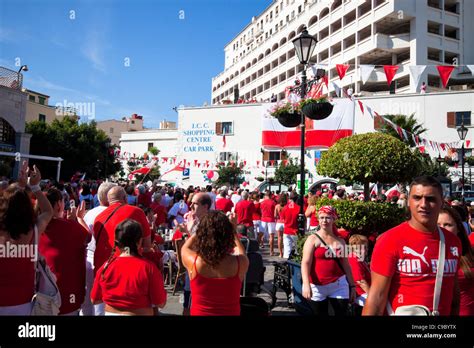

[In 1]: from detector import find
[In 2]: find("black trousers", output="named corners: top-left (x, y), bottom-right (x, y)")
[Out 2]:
top-left (308, 298), bottom-right (349, 316)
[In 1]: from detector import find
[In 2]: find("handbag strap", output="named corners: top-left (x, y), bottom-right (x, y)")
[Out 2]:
top-left (95, 204), bottom-right (124, 245)
top-left (33, 224), bottom-right (39, 292)
top-left (432, 227), bottom-right (445, 316)
top-left (313, 232), bottom-right (345, 273)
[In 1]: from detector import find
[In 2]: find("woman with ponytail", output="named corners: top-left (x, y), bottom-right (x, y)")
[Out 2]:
top-left (301, 206), bottom-right (356, 316)
top-left (91, 219), bottom-right (166, 315)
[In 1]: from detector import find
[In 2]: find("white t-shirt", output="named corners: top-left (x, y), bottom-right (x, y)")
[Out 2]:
top-left (208, 192), bottom-right (217, 210)
top-left (83, 205), bottom-right (108, 263)
top-left (231, 194), bottom-right (242, 207)
top-left (168, 200), bottom-right (189, 224)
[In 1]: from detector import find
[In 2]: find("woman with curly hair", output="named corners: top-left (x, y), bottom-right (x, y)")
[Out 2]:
top-left (181, 210), bottom-right (249, 316)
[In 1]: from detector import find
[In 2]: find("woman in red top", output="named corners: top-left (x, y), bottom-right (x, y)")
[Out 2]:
top-left (305, 195), bottom-right (319, 230)
top-left (274, 194), bottom-right (287, 258)
top-left (91, 219), bottom-right (167, 315)
top-left (437, 205), bottom-right (474, 316)
top-left (347, 234), bottom-right (371, 316)
top-left (181, 211), bottom-right (249, 316)
top-left (0, 162), bottom-right (53, 315)
top-left (301, 206), bottom-right (356, 316)
top-left (251, 192), bottom-right (263, 247)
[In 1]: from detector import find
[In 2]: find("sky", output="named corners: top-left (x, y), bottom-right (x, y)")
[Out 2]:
top-left (0, 0), bottom-right (271, 128)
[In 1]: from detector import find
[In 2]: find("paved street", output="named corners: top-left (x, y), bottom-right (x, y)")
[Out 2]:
top-left (159, 244), bottom-right (297, 316)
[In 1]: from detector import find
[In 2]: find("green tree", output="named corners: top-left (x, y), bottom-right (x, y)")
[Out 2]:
top-left (317, 133), bottom-right (423, 201)
top-left (274, 157), bottom-right (307, 186)
top-left (26, 116), bottom-right (121, 180)
top-left (148, 146), bottom-right (159, 156)
top-left (380, 114), bottom-right (427, 147)
top-left (216, 164), bottom-right (243, 186)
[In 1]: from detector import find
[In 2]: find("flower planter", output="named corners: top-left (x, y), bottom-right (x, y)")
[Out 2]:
top-left (301, 102), bottom-right (333, 120)
top-left (287, 260), bottom-right (314, 316)
top-left (276, 112), bottom-right (301, 128)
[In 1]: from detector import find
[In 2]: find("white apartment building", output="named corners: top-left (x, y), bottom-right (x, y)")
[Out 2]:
top-left (211, 0), bottom-right (474, 104)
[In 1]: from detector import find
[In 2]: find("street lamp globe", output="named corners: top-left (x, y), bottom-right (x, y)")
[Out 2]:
top-left (292, 28), bottom-right (318, 65)
top-left (457, 123), bottom-right (468, 141)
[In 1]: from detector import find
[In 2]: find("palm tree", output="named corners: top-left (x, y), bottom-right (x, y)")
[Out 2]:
top-left (380, 113), bottom-right (427, 147)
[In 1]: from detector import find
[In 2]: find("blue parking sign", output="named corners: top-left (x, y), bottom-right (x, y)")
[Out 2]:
top-left (183, 168), bottom-right (190, 177)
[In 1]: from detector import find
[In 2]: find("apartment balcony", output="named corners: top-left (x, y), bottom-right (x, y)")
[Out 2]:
top-left (245, 35), bottom-right (255, 45)
top-left (255, 29), bottom-right (264, 38)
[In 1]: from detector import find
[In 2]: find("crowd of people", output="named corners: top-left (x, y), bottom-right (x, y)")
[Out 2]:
top-left (0, 162), bottom-right (473, 316)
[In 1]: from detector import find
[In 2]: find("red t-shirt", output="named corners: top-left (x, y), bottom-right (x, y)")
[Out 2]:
top-left (309, 210), bottom-right (319, 227)
top-left (93, 203), bottom-right (151, 272)
top-left (235, 200), bottom-right (255, 227)
top-left (40, 218), bottom-right (89, 314)
top-left (150, 202), bottom-right (167, 226)
top-left (215, 198), bottom-right (234, 213)
top-left (138, 192), bottom-right (152, 208)
top-left (370, 222), bottom-right (461, 315)
top-left (252, 202), bottom-right (262, 221)
top-left (91, 256), bottom-right (166, 310)
top-left (260, 199), bottom-right (276, 223)
top-left (458, 266), bottom-right (474, 316)
top-left (469, 233), bottom-right (474, 248)
top-left (280, 201), bottom-right (300, 235)
top-left (348, 253), bottom-right (371, 297)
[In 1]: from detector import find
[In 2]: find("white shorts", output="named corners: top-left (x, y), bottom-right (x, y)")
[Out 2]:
top-left (253, 220), bottom-right (261, 233)
top-left (105, 311), bottom-right (129, 316)
top-left (283, 234), bottom-right (298, 259)
top-left (308, 275), bottom-right (349, 302)
top-left (261, 221), bottom-right (276, 238)
top-left (275, 222), bottom-right (284, 232)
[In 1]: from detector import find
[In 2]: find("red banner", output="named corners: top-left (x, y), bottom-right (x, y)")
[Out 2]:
top-left (383, 65), bottom-right (399, 86)
top-left (336, 64), bottom-right (350, 80)
top-left (437, 66), bottom-right (455, 88)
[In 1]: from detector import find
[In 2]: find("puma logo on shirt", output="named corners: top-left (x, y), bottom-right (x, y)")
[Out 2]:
top-left (402, 246), bottom-right (430, 267)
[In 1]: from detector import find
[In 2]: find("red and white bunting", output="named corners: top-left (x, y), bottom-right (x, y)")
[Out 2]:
top-left (383, 65), bottom-right (399, 86)
top-left (437, 65), bottom-right (455, 88)
top-left (360, 65), bottom-right (375, 84)
top-left (336, 64), bottom-right (350, 81)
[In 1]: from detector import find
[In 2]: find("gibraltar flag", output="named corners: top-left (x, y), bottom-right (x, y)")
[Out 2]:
top-left (262, 98), bottom-right (354, 149)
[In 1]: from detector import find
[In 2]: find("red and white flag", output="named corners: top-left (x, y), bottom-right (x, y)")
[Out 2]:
top-left (385, 184), bottom-right (401, 200)
top-left (262, 98), bottom-right (354, 149)
top-left (370, 184), bottom-right (378, 196)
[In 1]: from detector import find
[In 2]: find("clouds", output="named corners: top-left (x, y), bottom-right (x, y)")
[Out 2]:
top-left (80, 29), bottom-right (107, 73)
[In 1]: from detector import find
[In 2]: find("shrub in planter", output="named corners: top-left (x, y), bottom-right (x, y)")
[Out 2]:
top-left (299, 97), bottom-right (333, 120)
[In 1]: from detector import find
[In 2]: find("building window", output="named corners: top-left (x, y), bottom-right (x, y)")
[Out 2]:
top-left (269, 151), bottom-right (281, 161)
top-left (39, 114), bottom-right (46, 122)
top-left (215, 121), bottom-right (234, 135)
top-left (110, 127), bottom-right (114, 133)
top-left (29, 95), bottom-right (35, 102)
top-left (219, 152), bottom-right (238, 161)
top-left (38, 96), bottom-right (45, 105)
top-left (148, 142), bottom-right (154, 150)
top-left (447, 111), bottom-right (472, 128)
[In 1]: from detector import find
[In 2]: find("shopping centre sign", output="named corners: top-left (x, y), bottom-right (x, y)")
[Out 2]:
top-left (182, 122), bottom-right (216, 152)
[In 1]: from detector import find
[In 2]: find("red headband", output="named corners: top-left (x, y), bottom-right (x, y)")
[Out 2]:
top-left (318, 205), bottom-right (338, 219)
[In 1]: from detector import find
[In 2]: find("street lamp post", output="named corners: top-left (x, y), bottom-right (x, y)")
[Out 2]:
top-left (457, 122), bottom-right (468, 201)
top-left (292, 27), bottom-right (318, 236)
top-left (436, 154), bottom-right (444, 177)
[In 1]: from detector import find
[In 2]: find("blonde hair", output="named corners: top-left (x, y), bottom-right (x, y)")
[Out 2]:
top-left (349, 234), bottom-right (368, 246)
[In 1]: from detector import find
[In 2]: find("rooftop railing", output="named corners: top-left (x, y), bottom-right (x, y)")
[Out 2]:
top-left (0, 66), bottom-right (23, 90)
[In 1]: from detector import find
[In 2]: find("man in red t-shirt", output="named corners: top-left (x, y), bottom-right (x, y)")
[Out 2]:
top-left (280, 191), bottom-right (300, 259)
top-left (150, 192), bottom-right (168, 228)
top-left (215, 190), bottom-right (233, 214)
top-left (93, 186), bottom-right (152, 274)
top-left (363, 176), bottom-right (461, 316)
top-left (260, 191), bottom-right (277, 255)
top-left (40, 188), bottom-right (90, 315)
top-left (234, 191), bottom-right (256, 238)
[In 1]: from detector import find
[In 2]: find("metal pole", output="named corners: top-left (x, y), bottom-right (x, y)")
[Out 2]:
top-left (462, 143), bottom-right (465, 201)
top-left (297, 66), bottom-right (307, 236)
top-left (56, 159), bottom-right (62, 182)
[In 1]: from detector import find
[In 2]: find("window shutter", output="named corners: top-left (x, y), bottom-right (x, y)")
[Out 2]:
top-left (447, 112), bottom-right (455, 128)
top-left (374, 115), bottom-right (384, 130)
top-left (263, 151), bottom-right (270, 161)
top-left (215, 122), bottom-right (222, 135)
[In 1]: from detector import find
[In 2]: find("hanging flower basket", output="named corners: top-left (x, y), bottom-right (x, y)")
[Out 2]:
top-left (277, 112), bottom-right (301, 128)
top-left (269, 102), bottom-right (301, 128)
top-left (300, 98), bottom-right (333, 120)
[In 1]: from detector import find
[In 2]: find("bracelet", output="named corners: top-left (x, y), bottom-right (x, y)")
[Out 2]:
top-left (28, 184), bottom-right (41, 193)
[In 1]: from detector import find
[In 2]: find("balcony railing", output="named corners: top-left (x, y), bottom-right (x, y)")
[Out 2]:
top-left (0, 66), bottom-right (23, 91)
